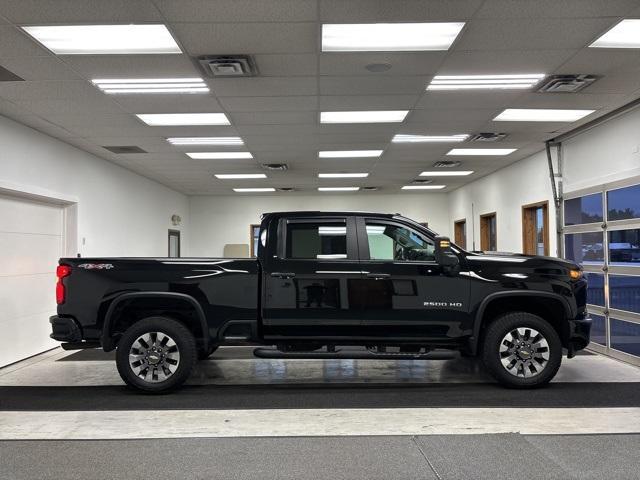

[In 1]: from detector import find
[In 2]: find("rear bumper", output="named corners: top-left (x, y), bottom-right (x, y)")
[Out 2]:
top-left (568, 317), bottom-right (592, 352)
top-left (49, 315), bottom-right (82, 342)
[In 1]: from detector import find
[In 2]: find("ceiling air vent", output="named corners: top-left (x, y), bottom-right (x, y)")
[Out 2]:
top-left (362, 186), bottom-right (379, 191)
top-left (277, 187), bottom-right (295, 192)
top-left (198, 55), bottom-right (257, 77)
top-left (470, 132), bottom-right (507, 142)
top-left (433, 160), bottom-right (461, 168)
top-left (537, 74), bottom-right (597, 93)
top-left (102, 146), bottom-right (147, 154)
top-left (412, 178), bottom-right (433, 184)
top-left (0, 65), bottom-right (24, 81)
top-left (262, 163), bottom-right (288, 171)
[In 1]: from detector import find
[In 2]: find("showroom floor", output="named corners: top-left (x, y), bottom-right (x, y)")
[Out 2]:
top-left (1, 347), bottom-right (640, 479)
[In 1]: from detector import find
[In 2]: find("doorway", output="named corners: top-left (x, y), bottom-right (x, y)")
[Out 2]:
top-left (522, 201), bottom-right (549, 256)
top-left (480, 212), bottom-right (497, 251)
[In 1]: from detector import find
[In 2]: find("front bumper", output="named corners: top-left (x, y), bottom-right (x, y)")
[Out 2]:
top-left (568, 317), bottom-right (592, 352)
top-left (49, 315), bottom-right (82, 342)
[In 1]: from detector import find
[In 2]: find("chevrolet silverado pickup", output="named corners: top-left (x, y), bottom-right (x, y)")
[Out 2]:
top-left (50, 211), bottom-right (591, 392)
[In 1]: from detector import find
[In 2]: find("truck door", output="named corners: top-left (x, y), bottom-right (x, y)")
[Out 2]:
top-left (261, 216), bottom-right (364, 339)
top-left (354, 216), bottom-right (471, 339)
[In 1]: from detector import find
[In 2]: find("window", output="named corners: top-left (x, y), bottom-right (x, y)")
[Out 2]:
top-left (249, 224), bottom-right (260, 258)
top-left (607, 184), bottom-right (640, 221)
top-left (590, 313), bottom-right (607, 346)
top-left (608, 228), bottom-right (640, 266)
top-left (168, 230), bottom-right (180, 258)
top-left (585, 273), bottom-right (605, 306)
top-left (610, 318), bottom-right (640, 357)
top-left (286, 222), bottom-right (347, 260)
top-left (564, 231), bottom-right (604, 265)
top-left (609, 275), bottom-right (640, 314)
top-left (564, 193), bottom-right (603, 226)
top-left (454, 219), bottom-right (466, 249)
top-left (365, 222), bottom-right (435, 261)
top-left (522, 202), bottom-right (548, 256)
top-left (480, 213), bottom-right (497, 251)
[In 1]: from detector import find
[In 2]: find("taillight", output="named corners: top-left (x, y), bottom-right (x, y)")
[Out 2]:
top-left (56, 265), bottom-right (72, 305)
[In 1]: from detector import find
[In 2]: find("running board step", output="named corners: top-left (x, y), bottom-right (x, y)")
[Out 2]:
top-left (253, 348), bottom-right (457, 360)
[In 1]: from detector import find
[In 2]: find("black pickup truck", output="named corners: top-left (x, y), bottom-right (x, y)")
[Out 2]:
top-left (51, 211), bottom-right (591, 392)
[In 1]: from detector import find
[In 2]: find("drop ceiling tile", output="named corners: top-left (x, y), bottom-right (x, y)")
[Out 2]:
top-left (219, 96), bottom-right (318, 112)
top-left (9, 114), bottom-right (77, 138)
top-left (454, 18), bottom-right (614, 51)
top-left (475, 0), bottom-right (639, 18)
top-left (319, 76), bottom-right (426, 95)
top-left (171, 22), bottom-right (317, 55)
top-left (0, 80), bottom-right (100, 101)
top-left (0, 57), bottom-right (81, 81)
top-left (253, 54), bottom-right (317, 76)
top-left (155, 0), bottom-right (317, 22)
top-left (110, 94), bottom-right (223, 114)
top-left (81, 136), bottom-right (175, 153)
top-left (0, 97), bottom-right (32, 117)
top-left (319, 0), bottom-right (483, 21)
top-left (60, 122), bottom-right (156, 138)
top-left (11, 97), bottom-right (125, 115)
top-left (559, 49), bottom-right (640, 75)
top-left (319, 52), bottom-right (446, 76)
top-left (319, 94), bottom-right (418, 110)
top-left (60, 55), bottom-right (201, 80)
top-left (407, 108), bottom-right (499, 126)
top-left (0, 26), bottom-right (51, 57)
top-left (437, 49), bottom-right (575, 75)
top-left (415, 91), bottom-right (525, 110)
top-left (0, 0), bottom-right (162, 22)
top-left (514, 92), bottom-right (627, 109)
top-left (211, 77), bottom-right (317, 97)
top-left (230, 111), bottom-right (317, 125)
top-left (43, 113), bottom-right (142, 129)
top-left (579, 73), bottom-right (640, 94)
top-left (139, 125), bottom-right (239, 137)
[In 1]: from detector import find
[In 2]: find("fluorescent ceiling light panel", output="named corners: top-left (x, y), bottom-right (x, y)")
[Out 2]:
top-left (321, 111), bottom-right (408, 123)
top-left (319, 150), bottom-right (383, 158)
top-left (402, 185), bottom-right (446, 190)
top-left (318, 187), bottom-right (360, 192)
top-left (420, 171), bottom-right (474, 176)
top-left (494, 109), bottom-right (595, 122)
top-left (318, 173), bottom-right (369, 178)
top-left (322, 23), bottom-right (465, 52)
top-left (93, 78), bottom-right (208, 94)
top-left (167, 137), bottom-right (244, 146)
top-left (233, 188), bottom-right (275, 193)
top-left (21, 24), bottom-right (181, 55)
top-left (427, 74), bottom-right (544, 90)
top-left (187, 152), bottom-right (253, 159)
top-left (136, 113), bottom-right (229, 126)
top-left (215, 174), bottom-right (266, 179)
top-left (447, 148), bottom-right (516, 156)
top-left (392, 134), bottom-right (468, 143)
top-left (590, 19), bottom-right (640, 48)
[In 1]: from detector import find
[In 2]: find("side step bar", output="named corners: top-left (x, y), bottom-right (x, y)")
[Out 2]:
top-left (61, 341), bottom-right (101, 350)
top-left (253, 348), bottom-right (457, 361)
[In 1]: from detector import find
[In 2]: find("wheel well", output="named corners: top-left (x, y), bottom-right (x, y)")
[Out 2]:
top-left (478, 296), bottom-right (569, 346)
top-left (104, 297), bottom-right (207, 352)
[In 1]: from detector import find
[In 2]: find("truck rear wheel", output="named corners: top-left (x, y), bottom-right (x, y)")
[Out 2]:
top-left (115, 316), bottom-right (196, 393)
top-left (481, 312), bottom-right (562, 388)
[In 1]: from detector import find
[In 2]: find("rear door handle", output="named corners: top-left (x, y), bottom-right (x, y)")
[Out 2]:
top-left (270, 272), bottom-right (296, 279)
top-left (366, 273), bottom-right (390, 279)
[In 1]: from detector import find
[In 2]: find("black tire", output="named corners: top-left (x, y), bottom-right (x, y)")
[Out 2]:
top-left (197, 345), bottom-right (219, 360)
top-left (116, 316), bottom-right (197, 393)
top-left (481, 312), bottom-right (562, 389)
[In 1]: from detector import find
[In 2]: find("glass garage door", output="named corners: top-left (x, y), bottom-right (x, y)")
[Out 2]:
top-left (563, 182), bottom-right (640, 366)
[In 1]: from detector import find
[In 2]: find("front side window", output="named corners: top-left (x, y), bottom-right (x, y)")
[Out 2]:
top-left (366, 222), bottom-right (435, 261)
top-left (286, 222), bottom-right (347, 259)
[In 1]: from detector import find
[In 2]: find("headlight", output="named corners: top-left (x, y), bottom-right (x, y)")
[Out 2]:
top-left (569, 268), bottom-right (583, 280)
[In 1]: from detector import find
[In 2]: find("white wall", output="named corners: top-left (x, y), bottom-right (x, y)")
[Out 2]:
top-left (448, 151), bottom-right (556, 254)
top-left (0, 115), bottom-right (188, 257)
top-left (189, 193), bottom-right (450, 257)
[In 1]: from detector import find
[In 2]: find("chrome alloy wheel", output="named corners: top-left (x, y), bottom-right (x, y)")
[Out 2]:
top-left (499, 327), bottom-right (550, 378)
top-left (128, 332), bottom-right (180, 383)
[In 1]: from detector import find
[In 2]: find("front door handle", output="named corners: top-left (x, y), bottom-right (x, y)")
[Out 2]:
top-left (270, 272), bottom-right (296, 279)
top-left (366, 273), bottom-right (390, 279)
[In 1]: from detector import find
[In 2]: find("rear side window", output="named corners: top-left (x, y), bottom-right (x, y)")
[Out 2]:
top-left (286, 222), bottom-right (347, 259)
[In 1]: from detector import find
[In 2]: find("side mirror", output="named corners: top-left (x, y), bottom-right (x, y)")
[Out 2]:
top-left (434, 236), bottom-right (460, 273)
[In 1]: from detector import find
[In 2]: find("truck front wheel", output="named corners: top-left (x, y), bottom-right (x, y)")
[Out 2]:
top-left (115, 316), bottom-right (197, 393)
top-left (481, 312), bottom-right (562, 388)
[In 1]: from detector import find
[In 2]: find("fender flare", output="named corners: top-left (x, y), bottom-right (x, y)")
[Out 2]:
top-left (468, 290), bottom-right (572, 355)
top-left (101, 292), bottom-right (209, 352)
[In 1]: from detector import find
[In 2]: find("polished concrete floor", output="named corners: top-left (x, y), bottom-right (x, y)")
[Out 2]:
top-left (1, 346), bottom-right (640, 479)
